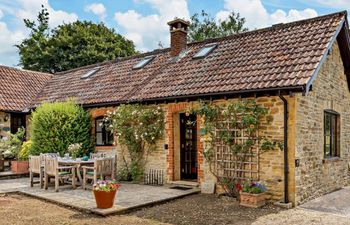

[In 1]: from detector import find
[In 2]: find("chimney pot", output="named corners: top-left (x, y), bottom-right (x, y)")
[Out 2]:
top-left (168, 18), bottom-right (190, 57)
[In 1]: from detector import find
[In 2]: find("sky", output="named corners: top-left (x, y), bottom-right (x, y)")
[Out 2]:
top-left (0, 0), bottom-right (348, 67)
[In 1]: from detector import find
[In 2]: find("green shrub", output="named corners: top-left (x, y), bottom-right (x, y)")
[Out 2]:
top-left (9, 128), bottom-right (25, 160)
top-left (30, 100), bottom-right (93, 157)
top-left (19, 140), bottom-right (32, 160)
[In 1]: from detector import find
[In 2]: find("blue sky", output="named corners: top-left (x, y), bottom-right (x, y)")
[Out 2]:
top-left (0, 0), bottom-right (348, 67)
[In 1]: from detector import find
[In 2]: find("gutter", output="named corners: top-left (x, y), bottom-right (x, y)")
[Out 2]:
top-left (279, 95), bottom-right (289, 204)
top-left (81, 85), bottom-right (305, 109)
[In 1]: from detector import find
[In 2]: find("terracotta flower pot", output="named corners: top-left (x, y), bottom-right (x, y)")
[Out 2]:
top-left (11, 160), bottom-right (29, 173)
top-left (239, 191), bottom-right (266, 208)
top-left (93, 189), bottom-right (117, 209)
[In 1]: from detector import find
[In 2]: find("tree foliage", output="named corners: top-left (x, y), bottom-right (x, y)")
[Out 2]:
top-left (17, 6), bottom-right (136, 73)
top-left (104, 104), bottom-right (165, 182)
top-left (188, 10), bottom-right (248, 42)
top-left (29, 100), bottom-right (93, 157)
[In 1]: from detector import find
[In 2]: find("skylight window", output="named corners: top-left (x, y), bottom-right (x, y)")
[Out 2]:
top-left (133, 56), bottom-right (155, 69)
top-left (193, 43), bottom-right (218, 59)
top-left (81, 67), bottom-right (100, 79)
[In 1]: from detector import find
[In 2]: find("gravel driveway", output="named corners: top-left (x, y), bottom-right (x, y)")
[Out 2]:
top-left (253, 208), bottom-right (350, 225)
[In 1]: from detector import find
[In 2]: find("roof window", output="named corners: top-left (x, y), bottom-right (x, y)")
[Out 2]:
top-left (193, 43), bottom-right (218, 59)
top-left (133, 56), bottom-right (155, 69)
top-left (81, 67), bottom-right (100, 79)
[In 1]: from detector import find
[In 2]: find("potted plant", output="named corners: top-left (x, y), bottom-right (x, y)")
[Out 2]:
top-left (67, 143), bottom-right (82, 160)
top-left (9, 128), bottom-right (29, 173)
top-left (93, 180), bottom-right (121, 209)
top-left (239, 181), bottom-right (267, 208)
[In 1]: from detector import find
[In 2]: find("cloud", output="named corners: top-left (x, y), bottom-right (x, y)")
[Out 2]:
top-left (0, 0), bottom-right (78, 67)
top-left (216, 0), bottom-right (318, 29)
top-left (0, 21), bottom-right (26, 66)
top-left (114, 0), bottom-right (190, 52)
top-left (85, 3), bottom-right (106, 21)
top-left (14, 0), bottom-right (78, 28)
top-left (305, 0), bottom-right (348, 8)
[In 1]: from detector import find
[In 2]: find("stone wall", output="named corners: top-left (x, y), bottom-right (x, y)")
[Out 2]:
top-left (88, 106), bottom-right (169, 182)
top-left (88, 98), bottom-right (291, 202)
top-left (295, 41), bottom-right (350, 205)
top-left (0, 112), bottom-right (11, 139)
top-left (201, 97), bottom-right (290, 202)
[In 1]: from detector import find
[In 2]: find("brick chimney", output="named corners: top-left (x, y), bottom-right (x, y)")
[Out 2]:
top-left (168, 18), bottom-right (190, 57)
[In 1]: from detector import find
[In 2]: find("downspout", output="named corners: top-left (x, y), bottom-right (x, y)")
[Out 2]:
top-left (279, 95), bottom-right (289, 204)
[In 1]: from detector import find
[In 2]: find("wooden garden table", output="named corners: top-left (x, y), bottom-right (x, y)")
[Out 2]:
top-left (58, 158), bottom-right (94, 184)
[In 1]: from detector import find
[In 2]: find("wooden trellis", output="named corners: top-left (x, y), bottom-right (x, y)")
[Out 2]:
top-left (214, 121), bottom-right (259, 181)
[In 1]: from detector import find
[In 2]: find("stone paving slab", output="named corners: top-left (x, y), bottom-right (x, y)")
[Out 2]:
top-left (0, 178), bottom-right (200, 216)
top-left (299, 187), bottom-right (350, 217)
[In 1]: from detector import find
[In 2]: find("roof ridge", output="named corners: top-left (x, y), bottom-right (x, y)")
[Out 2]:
top-left (0, 64), bottom-right (53, 77)
top-left (187, 10), bottom-right (347, 46)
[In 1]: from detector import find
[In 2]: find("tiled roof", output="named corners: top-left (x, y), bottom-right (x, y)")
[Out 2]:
top-left (33, 11), bottom-right (348, 106)
top-left (0, 66), bottom-right (52, 111)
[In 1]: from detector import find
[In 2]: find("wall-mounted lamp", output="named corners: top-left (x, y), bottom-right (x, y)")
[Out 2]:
top-left (4, 115), bottom-right (9, 122)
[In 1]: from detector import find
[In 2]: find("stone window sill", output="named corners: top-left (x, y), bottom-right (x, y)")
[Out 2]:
top-left (96, 146), bottom-right (115, 151)
top-left (322, 157), bottom-right (341, 163)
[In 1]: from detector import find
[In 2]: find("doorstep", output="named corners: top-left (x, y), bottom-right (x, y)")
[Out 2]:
top-left (0, 171), bottom-right (29, 180)
top-left (168, 180), bottom-right (199, 187)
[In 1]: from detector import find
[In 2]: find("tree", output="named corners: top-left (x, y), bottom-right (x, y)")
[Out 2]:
top-left (188, 10), bottom-right (248, 42)
top-left (17, 6), bottom-right (136, 73)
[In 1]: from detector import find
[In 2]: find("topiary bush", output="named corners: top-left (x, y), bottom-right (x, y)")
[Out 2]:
top-left (29, 100), bottom-right (93, 157)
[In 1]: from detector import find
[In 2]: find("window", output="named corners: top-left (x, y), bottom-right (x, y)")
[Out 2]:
top-left (81, 67), bottom-right (100, 79)
top-left (95, 117), bottom-right (113, 146)
top-left (193, 43), bottom-right (218, 59)
top-left (133, 56), bottom-right (155, 69)
top-left (11, 113), bottom-right (26, 140)
top-left (324, 110), bottom-right (340, 158)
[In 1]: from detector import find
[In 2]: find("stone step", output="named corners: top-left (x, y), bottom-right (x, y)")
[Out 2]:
top-left (168, 180), bottom-right (199, 187)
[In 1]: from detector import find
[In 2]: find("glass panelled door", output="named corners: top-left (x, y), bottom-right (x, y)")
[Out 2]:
top-left (180, 113), bottom-right (197, 180)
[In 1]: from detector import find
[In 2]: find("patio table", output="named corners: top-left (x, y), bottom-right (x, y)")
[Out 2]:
top-left (58, 159), bottom-right (94, 184)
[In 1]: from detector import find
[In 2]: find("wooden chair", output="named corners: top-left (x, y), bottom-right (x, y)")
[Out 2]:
top-left (29, 156), bottom-right (44, 188)
top-left (44, 157), bottom-right (76, 192)
top-left (82, 157), bottom-right (115, 190)
top-left (89, 152), bottom-right (107, 159)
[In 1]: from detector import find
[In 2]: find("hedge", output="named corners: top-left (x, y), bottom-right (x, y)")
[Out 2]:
top-left (29, 100), bottom-right (93, 157)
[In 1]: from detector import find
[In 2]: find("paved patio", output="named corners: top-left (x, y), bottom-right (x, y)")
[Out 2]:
top-left (299, 187), bottom-right (350, 217)
top-left (0, 178), bottom-right (200, 216)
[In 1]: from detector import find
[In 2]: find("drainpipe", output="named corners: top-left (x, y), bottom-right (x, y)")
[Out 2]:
top-left (279, 95), bottom-right (289, 204)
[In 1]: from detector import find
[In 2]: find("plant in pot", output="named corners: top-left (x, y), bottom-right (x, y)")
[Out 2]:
top-left (93, 179), bottom-right (121, 209)
top-left (67, 143), bottom-right (82, 160)
top-left (9, 128), bottom-right (29, 173)
top-left (239, 181), bottom-right (267, 208)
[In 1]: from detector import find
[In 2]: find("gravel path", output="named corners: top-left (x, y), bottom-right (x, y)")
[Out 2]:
top-left (132, 194), bottom-right (282, 225)
top-left (0, 194), bottom-right (166, 225)
top-left (253, 208), bottom-right (350, 225)
top-left (2, 192), bottom-right (348, 225)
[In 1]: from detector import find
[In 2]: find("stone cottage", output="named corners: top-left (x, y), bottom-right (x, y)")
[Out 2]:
top-left (2, 11), bottom-right (350, 206)
top-left (0, 66), bottom-right (52, 139)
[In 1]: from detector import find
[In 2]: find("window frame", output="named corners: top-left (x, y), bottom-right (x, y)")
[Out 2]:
top-left (324, 110), bottom-right (340, 158)
top-left (95, 117), bottom-right (113, 146)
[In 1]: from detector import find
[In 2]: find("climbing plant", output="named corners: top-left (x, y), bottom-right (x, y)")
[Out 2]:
top-left (195, 100), bottom-right (282, 197)
top-left (103, 104), bottom-right (165, 182)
